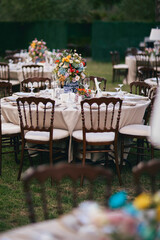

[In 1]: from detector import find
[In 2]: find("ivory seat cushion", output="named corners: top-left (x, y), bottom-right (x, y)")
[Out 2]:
top-left (10, 80), bottom-right (20, 86)
top-left (2, 123), bottom-right (20, 135)
top-left (0, 79), bottom-right (20, 86)
top-left (25, 129), bottom-right (69, 141)
top-left (72, 130), bottom-right (115, 142)
top-left (119, 124), bottom-right (151, 137)
top-left (113, 64), bottom-right (128, 69)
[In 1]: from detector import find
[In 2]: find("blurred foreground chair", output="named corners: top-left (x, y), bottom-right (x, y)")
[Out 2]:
top-left (22, 163), bottom-right (113, 223)
top-left (110, 51), bottom-right (128, 83)
top-left (72, 97), bottom-right (123, 185)
top-left (22, 64), bottom-right (44, 79)
top-left (132, 159), bottom-right (160, 195)
top-left (21, 77), bottom-right (51, 92)
top-left (0, 82), bottom-right (21, 175)
top-left (17, 97), bottom-right (69, 180)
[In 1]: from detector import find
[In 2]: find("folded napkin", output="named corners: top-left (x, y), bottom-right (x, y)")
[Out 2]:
top-left (123, 101), bottom-right (137, 106)
top-left (4, 96), bottom-right (17, 102)
top-left (123, 94), bottom-right (148, 101)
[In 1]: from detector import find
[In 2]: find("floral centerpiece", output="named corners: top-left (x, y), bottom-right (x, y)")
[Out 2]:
top-left (145, 48), bottom-right (156, 57)
top-left (77, 88), bottom-right (92, 98)
top-left (53, 49), bottom-right (86, 88)
top-left (28, 38), bottom-right (48, 63)
top-left (66, 191), bottom-right (160, 240)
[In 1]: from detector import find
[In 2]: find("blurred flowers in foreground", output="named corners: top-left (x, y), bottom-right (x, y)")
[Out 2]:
top-left (69, 191), bottom-right (160, 240)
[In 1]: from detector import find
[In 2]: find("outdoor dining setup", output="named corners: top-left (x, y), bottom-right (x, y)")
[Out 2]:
top-left (0, 29), bottom-right (160, 240)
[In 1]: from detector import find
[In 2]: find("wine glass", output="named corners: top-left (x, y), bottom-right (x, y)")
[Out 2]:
top-left (115, 87), bottom-right (120, 93)
top-left (118, 84), bottom-right (123, 93)
top-left (29, 83), bottom-right (35, 95)
top-left (84, 78), bottom-right (90, 90)
top-left (45, 81), bottom-right (49, 92)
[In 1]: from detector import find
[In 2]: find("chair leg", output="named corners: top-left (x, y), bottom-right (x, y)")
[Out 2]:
top-left (114, 144), bottom-right (122, 185)
top-left (81, 143), bottom-right (86, 186)
top-left (120, 135), bottom-right (124, 171)
top-left (17, 142), bottom-right (25, 181)
top-left (0, 140), bottom-right (2, 176)
top-left (13, 136), bottom-right (20, 164)
top-left (113, 69), bottom-right (115, 82)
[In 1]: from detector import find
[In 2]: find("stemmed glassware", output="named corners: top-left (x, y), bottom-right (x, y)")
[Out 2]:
top-left (118, 84), bottom-right (123, 93)
top-left (29, 83), bottom-right (35, 95)
top-left (84, 78), bottom-right (90, 90)
top-left (115, 87), bottom-right (120, 94)
top-left (45, 81), bottom-right (49, 92)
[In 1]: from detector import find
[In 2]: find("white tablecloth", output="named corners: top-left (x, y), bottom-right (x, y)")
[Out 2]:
top-left (9, 63), bottom-right (54, 83)
top-left (125, 56), bottom-right (137, 84)
top-left (1, 92), bottom-right (150, 162)
top-left (144, 77), bottom-right (159, 86)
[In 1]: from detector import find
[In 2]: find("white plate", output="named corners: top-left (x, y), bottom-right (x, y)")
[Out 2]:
top-left (102, 91), bottom-right (117, 96)
top-left (14, 92), bottom-right (31, 97)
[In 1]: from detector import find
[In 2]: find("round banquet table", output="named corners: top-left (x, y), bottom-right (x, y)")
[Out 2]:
top-left (1, 91), bottom-right (150, 162)
top-left (9, 63), bottom-right (54, 84)
top-left (144, 77), bottom-right (159, 87)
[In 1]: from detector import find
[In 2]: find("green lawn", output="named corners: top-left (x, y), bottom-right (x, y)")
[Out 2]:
top-left (0, 59), bottom-right (158, 232)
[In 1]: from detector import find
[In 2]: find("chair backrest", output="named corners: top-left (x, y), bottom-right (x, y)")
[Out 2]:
top-left (5, 49), bottom-right (20, 57)
top-left (110, 51), bottom-right (120, 65)
top-left (137, 66), bottom-right (157, 81)
top-left (130, 81), bottom-right (151, 96)
top-left (22, 65), bottom-right (44, 79)
top-left (0, 82), bottom-right (12, 98)
top-left (0, 62), bottom-right (9, 81)
top-left (21, 77), bottom-right (51, 92)
top-left (88, 76), bottom-right (107, 91)
top-left (155, 54), bottom-right (160, 71)
top-left (132, 159), bottom-right (160, 195)
top-left (81, 97), bottom-right (122, 136)
top-left (16, 97), bottom-right (55, 140)
top-left (22, 163), bottom-right (113, 223)
top-left (135, 53), bottom-right (150, 70)
top-left (4, 55), bottom-right (23, 64)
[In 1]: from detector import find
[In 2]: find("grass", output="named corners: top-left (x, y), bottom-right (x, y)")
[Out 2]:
top-left (0, 59), bottom-right (159, 232)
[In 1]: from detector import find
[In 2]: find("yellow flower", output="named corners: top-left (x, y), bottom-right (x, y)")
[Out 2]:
top-left (153, 191), bottom-right (160, 206)
top-left (31, 42), bottom-right (36, 48)
top-left (156, 206), bottom-right (160, 221)
top-left (133, 193), bottom-right (152, 209)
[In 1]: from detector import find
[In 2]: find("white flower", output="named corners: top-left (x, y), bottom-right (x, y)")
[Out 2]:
top-left (81, 72), bottom-right (85, 79)
top-left (75, 75), bottom-right (80, 81)
top-left (59, 63), bottom-right (63, 67)
top-left (75, 59), bottom-right (80, 64)
top-left (69, 60), bottom-right (73, 63)
top-left (63, 64), bottom-right (68, 68)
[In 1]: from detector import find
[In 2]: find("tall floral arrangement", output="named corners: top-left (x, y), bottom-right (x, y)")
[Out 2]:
top-left (53, 50), bottom-right (86, 86)
top-left (28, 38), bottom-right (47, 62)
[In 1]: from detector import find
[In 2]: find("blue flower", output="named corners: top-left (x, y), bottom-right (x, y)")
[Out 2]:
top-left (59, 67), bottom-right (66, 75)
top-left (108, 191), bottom-right (127, 209)
top-left (123, 203), bottom-right (139, 217)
